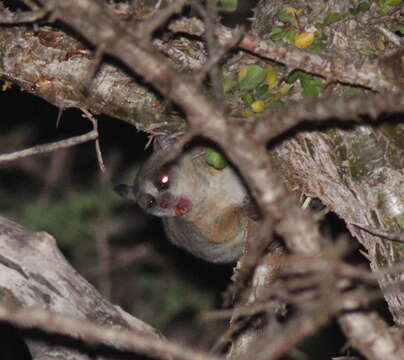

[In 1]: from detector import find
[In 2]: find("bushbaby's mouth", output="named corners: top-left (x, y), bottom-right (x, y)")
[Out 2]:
top-left (175, 197), bottom-right (193, 216)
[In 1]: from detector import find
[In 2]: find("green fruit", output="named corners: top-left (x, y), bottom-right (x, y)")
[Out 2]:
top-left (205, 147), bottom-right (228, 170)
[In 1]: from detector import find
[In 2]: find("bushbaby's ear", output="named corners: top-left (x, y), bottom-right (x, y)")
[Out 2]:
top-left (153, 135), bottom-right (177, 152)
top-left (114, 184), bottom-right (136, 200)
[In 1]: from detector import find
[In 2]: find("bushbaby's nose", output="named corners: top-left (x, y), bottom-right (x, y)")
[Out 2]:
top-left (159, 192), bottom-right (174, 209)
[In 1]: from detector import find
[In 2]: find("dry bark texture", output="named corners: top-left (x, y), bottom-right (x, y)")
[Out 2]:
top-left (0, 0), bottom-right (404, 359)
top-left (0, 216), bottom-right (163, 360)
top-left (253, 0), bottom-right (404, 326)
top-left (0, 24), bottom-right (182, 133)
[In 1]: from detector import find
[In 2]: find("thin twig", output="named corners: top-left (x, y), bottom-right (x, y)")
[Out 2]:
top-left (375, 25), bottom-right (403, 46)
top-left (82, 43), bottom-right (107, 97)
top-left (0, 8), bottom-right (48, 23)
top-left (81, 108), bottom-right (106, 172)
top-left (0, 0), bottom-right (48, 23)
top-left (140, 0), bottom-right (188, 40)
top-left (0, 129), bottom-right (98, 163)
top-left (196, 25), bottom-right (245, 84)
top-left (353, 223), bottom-right (404, 244)
top-left (191, 0), bottom-right (222, 99)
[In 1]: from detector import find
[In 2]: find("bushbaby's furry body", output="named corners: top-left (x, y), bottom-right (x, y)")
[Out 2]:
top-left (116, 137), bottom-right (258, 263)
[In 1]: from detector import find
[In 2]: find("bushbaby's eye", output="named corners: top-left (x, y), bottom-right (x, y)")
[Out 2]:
top-left (139, 193), bottom-right (156, 209)
top-left (155, 173), bottom-right (170, 191)
top-left (145, 194), bottom-right (156, 209)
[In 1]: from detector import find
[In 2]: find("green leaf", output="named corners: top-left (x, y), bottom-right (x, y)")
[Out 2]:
top-left (310, 33), bottom-right (328, 51)
top-left (242, 92), bottom-right (255, 106)
top-left (323, 12), bottom-right (342, 25)
top-left (350, 2), bottom-right (371, 15)
top-left (302, 83), bottom-right (320, 97)
top-left (256, 84), bottom-right (269, 97)
top-left (205, 147), bottom-right (228, 170)
top-left (278, 9), bottom-right (294, 23)
top-left (265, 100), bottom-right (284, 110)
top-left (377, 0), bottom-right (401, 12)
top-left (396, 213), bottom-right (404, 230)
top-left (300, 73), bottom-right (325, 97)
top-left (287, 71), bottom-right (325, 97)
top-left (238, 65), bottom-right (267, 90)
top-left (286, 29), bottom-right (298, 44)
top-left (357, 2), bottom-right (371, 11)
top-left (378, 5), bottom-right (391, 15)
top-left (310, 41), bottom-right (327, 52)
top-left (222, 73), bottom-right (237, 93)
top-left (254, 84), bottom-right (271, 100)
top-left (394, 25), bottom-right (404, 35)
top-left (383, 0), bottom-right (402, 5)
top-left (349, 6), bottom-right (360, 15)
top-left (286, 70), bottom-right (304, 84)
top-left (219, 0), bottom-right (238, 11)
top-left (349, 1), bottom-right (370, 15)
top-left (270, 27), bottom-right (286, 41)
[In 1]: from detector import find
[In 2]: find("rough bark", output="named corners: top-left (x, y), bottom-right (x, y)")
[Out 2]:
top-left (0, 216), bottom-right (162, 360)
top-left (0, 24), bottom-right (183, 133)
top-left (253, 0), bottom-right (404, 326)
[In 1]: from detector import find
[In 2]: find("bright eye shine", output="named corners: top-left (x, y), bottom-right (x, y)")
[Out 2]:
top-left (156, 173), bottom-right (170, 191)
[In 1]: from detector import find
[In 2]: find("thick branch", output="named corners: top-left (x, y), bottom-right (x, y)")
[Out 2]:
top-left (0, 304), bottom-right (220, 360)
top-left (0, 215), bottom-right (220, 360)
top-left (0, 216), bottom-right (158, 359)
top-left (250, 92), bottom-right (404, 143)
top-left (0, 25), bottom-right (182, 133)
top-left (169, 18), bottom-right (399, 91)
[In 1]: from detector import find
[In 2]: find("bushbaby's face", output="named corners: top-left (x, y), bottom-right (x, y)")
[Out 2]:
top-left (133, 161), bottom-right (193, 217)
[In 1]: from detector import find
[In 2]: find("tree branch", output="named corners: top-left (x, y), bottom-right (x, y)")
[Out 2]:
top-left (0, 215), bottom-right (220, 360)
top-left (0, 128), bottom-right (97, 162)
top-left (169, 17), bottom-right (399, 91)
top-left (250, 92), bottom-right (404, 144)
